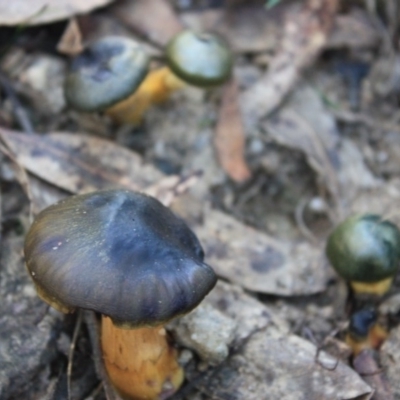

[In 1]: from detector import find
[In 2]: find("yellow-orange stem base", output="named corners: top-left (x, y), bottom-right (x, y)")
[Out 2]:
top-left (101, 315), bottom-right (184, 400)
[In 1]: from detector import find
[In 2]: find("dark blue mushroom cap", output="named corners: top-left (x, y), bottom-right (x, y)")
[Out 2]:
top-left (65, 36), bottom-right (150, 112)
top-left (24, 190), bottom-right (217, 327)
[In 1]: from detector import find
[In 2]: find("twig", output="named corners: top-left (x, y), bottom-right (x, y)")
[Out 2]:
top-left (83, 311), bottom-right (119, 400)
top-left (0, 71), bottom-right (34, 134)
top-left (67, 310), bottom-right (83, 400)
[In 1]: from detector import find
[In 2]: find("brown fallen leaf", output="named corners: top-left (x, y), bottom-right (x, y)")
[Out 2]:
top-left (56, 18), bottom-right (84, 56)
top-left (240, 0), bottom-right (339, 131)
top-left (0, 0), bottom-right (114, 26)
top-left (214, 79), bottom-right (251, 183)
top-left (112, 0), bottom-right (183, 47)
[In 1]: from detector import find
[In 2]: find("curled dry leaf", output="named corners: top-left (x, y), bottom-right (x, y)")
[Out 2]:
top-left (214, 79), bottom-right (251, 183)
top-left (186, 282), bottom-right (372, 400)
top-left (0, 0), bottom-right (114, 26)
top-left (240, 0), bottom-right (339, 131)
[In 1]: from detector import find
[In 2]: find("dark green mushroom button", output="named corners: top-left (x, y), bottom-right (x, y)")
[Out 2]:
top-left (64, 36), bottom-right (150, 112)
top-left (166, 30), bottom-right (233, 87)
top-left (326, 214), bottom-right (400, 295)
top-left (24, 189), bottom-right (217, 327)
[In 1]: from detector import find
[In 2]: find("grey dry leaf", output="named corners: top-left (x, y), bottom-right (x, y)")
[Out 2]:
top-left (240, 0), bottom-right (339, 132)
top-left (194, 207), bottom-right (327, 296)
top-left (0, 0), bottom-right (114, 26)
top-left (0, 129), bottom-right (164, 194)
top-left (188, 282), bottom-right (372, 400)
top-left (181, 4), bottom-right (286, 54)
top-left (263, 84), bottom-right (379, 217)
top-left (381, 325), bottom-right (400, 400)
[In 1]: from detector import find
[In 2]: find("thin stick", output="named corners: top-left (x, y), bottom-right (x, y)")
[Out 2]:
top-left (83, 311), bottom-right (119, 400)
top-left (67, 310), bottom-right (83, 400)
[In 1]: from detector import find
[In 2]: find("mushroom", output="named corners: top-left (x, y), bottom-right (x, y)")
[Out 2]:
top-left (345, 308), bottom-right (387, 356)
top-left (64, 36), bottom-right (150, 112)
top-left (326, 214), bottom-right (400, 296)
top-left (106, 29), bottom-right (233, 124)
top-left (24, 189), bottom-right (217, 400)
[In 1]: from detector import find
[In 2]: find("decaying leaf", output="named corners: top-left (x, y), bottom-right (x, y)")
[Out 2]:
top-left (381, 325), bottom-right (400, 400)
top-left (214, 79), bottom-right (251, 183)
top-left (328, 8), bottom-right (381, 50)
top-left (186, 282), bottom-right (372, 400)
top-left (112, 0), bottom-right (183, 47)
top-left (240, 0), bottom-right (339, 131)
top-left (194, 207), bottom-right (327, 296)
top-left (181, 4), bottom-right (285, 54)
top-left (263, 85), bottom-right (379, 218)
top-left (0, 0), bottom-right (114, 26)
top-left (353, 350), bottom-right (393, 400)
top-left (0, 129), bottom-right (164, 194)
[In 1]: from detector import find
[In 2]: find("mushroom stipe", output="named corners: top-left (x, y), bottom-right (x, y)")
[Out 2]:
top-left (24, 189), bottom-right (217, 400)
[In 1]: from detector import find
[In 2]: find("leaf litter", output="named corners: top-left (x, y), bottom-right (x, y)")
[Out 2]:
top-left (2, 0), bottom-right (400, 398)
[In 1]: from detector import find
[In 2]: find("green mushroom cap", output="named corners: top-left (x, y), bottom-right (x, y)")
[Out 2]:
top-left (65, 36), bottom-right (150, 112)
top-left (24, 190), bottom-right (217, 328)
top-left (326, 214), bottom-right (400, 283)
top-left (166, 30), bottom-right (233, 87)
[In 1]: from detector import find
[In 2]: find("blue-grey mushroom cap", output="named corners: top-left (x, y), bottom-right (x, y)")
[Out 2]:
top-left (24, 190), bottom-right (217, 328)
top-left (166, 30), bottom-right (233, 87)
top-left (65, 36), bottom-right (150, 112)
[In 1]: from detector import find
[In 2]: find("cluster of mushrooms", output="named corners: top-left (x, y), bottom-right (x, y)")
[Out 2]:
top-left (24, 29), bottom-right (232, 400)
top-left (64, 30), bottom-right (233, 124)
top-left (326, 214), bottom-right (400, 355)
top-left (22, 28), bottom-right (400, 400)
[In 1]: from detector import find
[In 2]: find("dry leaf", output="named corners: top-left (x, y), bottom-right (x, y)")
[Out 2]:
top-left (263, 85), bottom-right (379, 218)
top-left (353, 350), bottom-right (393, 400)
top-left (214, 79), bottom-right (251, 183)
top-left (0, 0), bottom-right (114, 26)
top-left (112, 0), bottom-right (183, 47)
top-left (0, 129), bottom-right (163, 194)
top-left (181, 5), bottom-right (284, 54)
top-left (194, 207), bottom-right (327, 296)
top-left (56, 18), bottom-right (84, 56)
top-left (328, 8), bottom-right (381, 50)
top-left (240, 0), bottom-right (339, 131)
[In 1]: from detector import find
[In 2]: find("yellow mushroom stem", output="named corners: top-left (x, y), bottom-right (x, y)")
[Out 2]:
top-left (106, 66), bottom-right (186, 125)
top-left (350, 276), bottom-right (394, 296)
top-left (101, 315), bottom-right (184, 400)
top-left (345, 324), bottom-right (388, 356)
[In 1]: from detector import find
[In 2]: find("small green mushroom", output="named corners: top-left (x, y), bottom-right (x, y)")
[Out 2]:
top-left (64, 36), bottom-right (150, 112)
top-left (326, 214), bottom-right (400, 296)
top-left (166, 30), bottom-right (233, 88)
